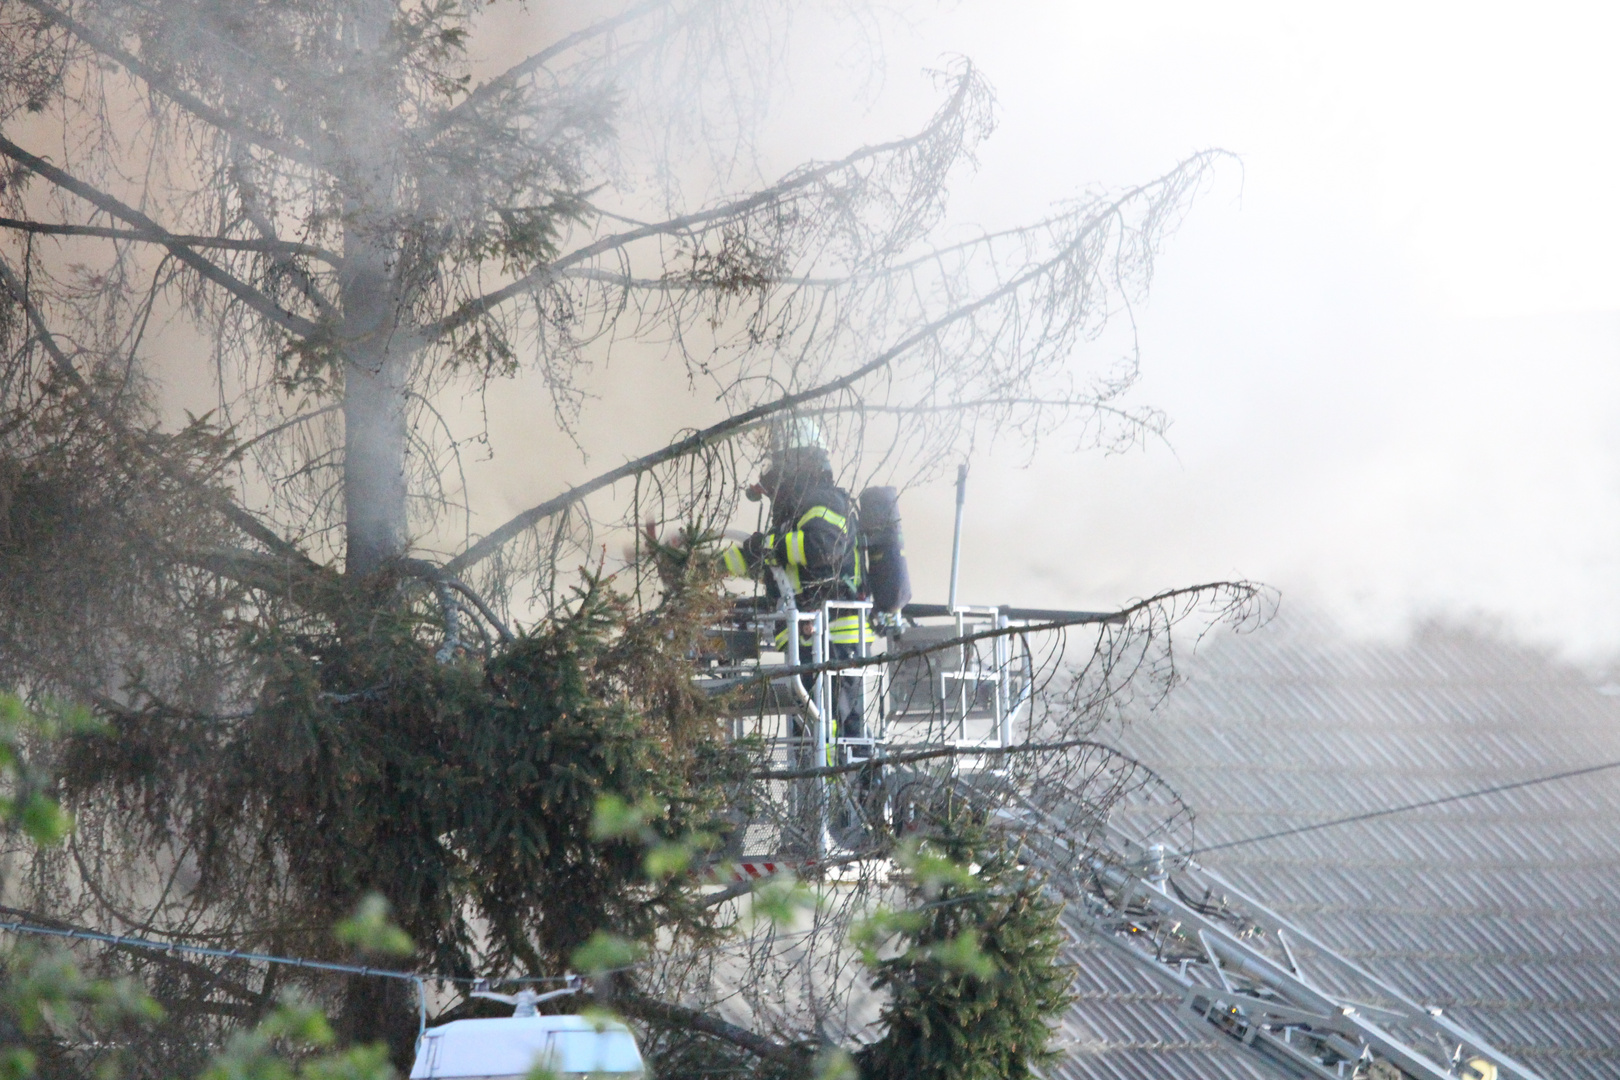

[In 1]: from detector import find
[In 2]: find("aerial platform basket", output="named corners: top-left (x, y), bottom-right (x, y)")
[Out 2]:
top-left (695, 590), bottom-right (1115, 859)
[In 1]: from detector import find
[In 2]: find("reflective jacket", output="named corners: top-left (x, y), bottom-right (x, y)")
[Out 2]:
top-left (722, 480), bottom-right (868, 644)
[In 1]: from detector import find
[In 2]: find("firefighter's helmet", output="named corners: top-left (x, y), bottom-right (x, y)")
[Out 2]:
top-left (768, 416), bottom-right (827, 456)
top-left (1460, 1059), bottom-right (1497, 1080)
top-left (762, 416), bottom-right (831, 487)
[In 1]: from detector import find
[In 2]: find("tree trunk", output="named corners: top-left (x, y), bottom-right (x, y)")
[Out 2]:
top-left (337, 971), bottom-right (421, 1072)
top-left (340, 258), bottom-right (409, 578)
top-left (337, 0), bottom-right (409, 578)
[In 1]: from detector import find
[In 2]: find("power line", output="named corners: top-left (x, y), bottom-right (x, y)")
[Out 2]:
top-left (0, 913), bottom-right (576, 990)
top-left (1189, 757), bottom-right (1620, 857)
top-left (0, 917), bottom-right (619, 1035)
top-left (0, 916), bottom-right (431, 1035)
top-left (0, 917), bottom-right (430, 983)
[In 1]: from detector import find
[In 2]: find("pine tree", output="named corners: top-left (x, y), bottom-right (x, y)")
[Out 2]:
top-left (856, 803), bottom-right (1074, 1080)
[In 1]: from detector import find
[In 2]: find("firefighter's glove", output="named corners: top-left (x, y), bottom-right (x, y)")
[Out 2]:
top-left (871, 611), bottom-right (904, 638)
top-left (740, 531), bottom-right (768, 566)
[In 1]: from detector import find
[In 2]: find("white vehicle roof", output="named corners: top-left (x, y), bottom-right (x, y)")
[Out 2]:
top-left (409, 1015), bottom-right (645, 1079)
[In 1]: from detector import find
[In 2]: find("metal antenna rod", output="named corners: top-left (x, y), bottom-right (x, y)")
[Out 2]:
top-left (948, 463), bottom-right (968, 611)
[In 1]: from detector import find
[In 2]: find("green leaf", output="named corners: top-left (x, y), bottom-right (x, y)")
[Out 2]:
top-left (907, 852), bottom-right (977, 897)
top-left (576, 1005), bottom-right (622, 1033)
top-left (812, 1047), bottom-right (857, 1080)
top-left (261, 1000), bottom-right (336, 1047)
top-left (749, 872), bottom-right (820, 928)
top-left (9, 949), bottom-right (87, 1035)
top-left (299, 1043), bottom-right (395, 1080)
top-left (925, 929), bottom-right (996, 979)
top-left (850, 906), bottom-right (926, 962)
top-left (199, 1000), bottom-right (351, 1080)
top-left (589, 793), bottom-right (660, 842)
top-left (17, 793), bottom-right (72, 847)
top-left (569, 931), bottom-right (644, 976)
top-left (642, 842), bottom-right (692, 879)
top-left (334, 894), bottom-right (415, 958)
top-left (86, 976), bottom-right (165, 1027)
top-left (0, 1048), bottom-right (36, 1080)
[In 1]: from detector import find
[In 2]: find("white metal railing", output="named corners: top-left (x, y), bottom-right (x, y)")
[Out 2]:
top-left (699, 591), bottom-right (1037, 854)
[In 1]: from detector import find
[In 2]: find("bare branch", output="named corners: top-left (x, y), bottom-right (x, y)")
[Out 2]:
top-left (14, 0), bottom-right (323, 169)
top-left (226, 405), bottom-right (342, 461)
top-left (0, 216), bottom-right (342, 264)
top-left (398, 558), bottom-right (515, 642)
top-left (694, 850), bottom-right (878, 910)
top-left (432, 0), bottom-right (677, 133)
top-left (616, 993), bottom-right (803, 1065)
top-left (0, 252), bottom-right (315, 567)
top-left (551, 209), bottom-right (1084, 293)
top-left (232, 174), bottom-right (341, 324)
top-left (752, 737), bottom-right (1122, 781)
top-left (174, 547), bottom-right (334, 599)
top-left (739, 581), bottom-right (1266, 685)
top-left (421, 78), bottom-right (979, 343)
top-left (442, 157), bottom-right (1215, 576)
top-left (0, 136), bottom-right (324, 340)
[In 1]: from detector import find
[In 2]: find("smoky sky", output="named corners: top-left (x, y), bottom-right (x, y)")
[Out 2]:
top-left (191, 1), bottom-right (1616, 658)
top-left (748, 1), bottom-right (1620, 659)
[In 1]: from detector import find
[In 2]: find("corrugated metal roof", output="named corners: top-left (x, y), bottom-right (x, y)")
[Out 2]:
top-left (1048, 613), bottom-right (1620, 1079)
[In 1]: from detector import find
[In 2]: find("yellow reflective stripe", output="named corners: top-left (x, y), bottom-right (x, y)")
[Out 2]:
top-left (774, 616), bottom-right (873, 644)
top-left (721, 546), bottom-right (748, 576)
top-left (829, 614), bottom-right (874, 644)
top-left (774, 625), bottom-right (812, 648)
top-left (784, 529), bottom-right (807, 567)
top-left (785, 563), bottom-right (802, 593)
top-left (797, 506), bottom-right (848, 532)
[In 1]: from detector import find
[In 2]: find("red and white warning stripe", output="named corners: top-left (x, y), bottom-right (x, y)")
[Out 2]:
top-left (701, 860), bottom-right (802, 883)
top-left (700, 857), bottom-right (891, 887)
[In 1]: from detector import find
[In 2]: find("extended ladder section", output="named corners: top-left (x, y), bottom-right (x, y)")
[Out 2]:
top-left (698, 597), bottom-right (1537, 1079)
top-left (997, 786), bottom-right (1543, 1080)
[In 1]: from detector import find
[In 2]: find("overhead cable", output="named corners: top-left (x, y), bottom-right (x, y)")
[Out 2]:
top-left (0, 918), bottom-right (598, 989)
top-left (1189, 757), bottom-right (1620, 856)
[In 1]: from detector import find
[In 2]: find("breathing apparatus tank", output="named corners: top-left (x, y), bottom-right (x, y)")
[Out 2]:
top-left (857, 486), bottom-right (912, 617)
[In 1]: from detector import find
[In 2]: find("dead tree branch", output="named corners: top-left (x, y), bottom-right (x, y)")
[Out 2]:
top-left (0, 217), bottom-right (341, 264)
top-left (751, 737), bottom-right (1125, 782)
top-left (616, 992), bottom-right (805, 1065)
top-left (442, 154), bottom-right (1221, 576)
top-left (14, 0), bottom-right (323, 168)
top-left (0, 253), bottom-right (314, 568)
top-left (423, 75), bottom-right (978, 343)
top-left (0, 136), bottom-right (323, 340)
top-left (431, 0), bottom-right (677, 134)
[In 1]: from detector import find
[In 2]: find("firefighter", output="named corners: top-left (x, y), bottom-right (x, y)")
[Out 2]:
top-left (720, 418), bottom-right (870, 742)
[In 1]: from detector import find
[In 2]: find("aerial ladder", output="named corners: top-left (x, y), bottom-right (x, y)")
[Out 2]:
top-left (698, 584), bottom-right (1538, 1079)
top-left (997, 779), bottom-right (1540, 1080)
top-left (695, 472), bottom-right (1537, 1080)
